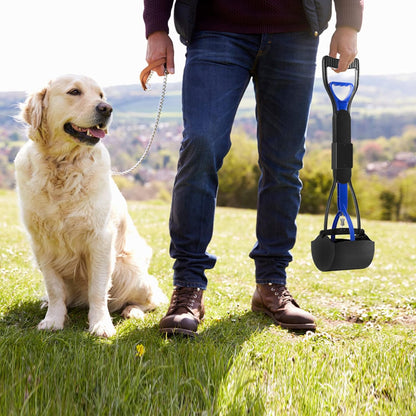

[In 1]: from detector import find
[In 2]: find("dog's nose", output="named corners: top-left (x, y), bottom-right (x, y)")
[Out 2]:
top-left (96, 102), bottom-right (113, 117)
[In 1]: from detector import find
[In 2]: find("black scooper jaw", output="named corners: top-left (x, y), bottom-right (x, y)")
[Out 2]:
top-left (311, 57), bottom-right (374, 272)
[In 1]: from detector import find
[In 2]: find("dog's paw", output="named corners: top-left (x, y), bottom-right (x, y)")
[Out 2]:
top-left (38, 317), bottom-right (65, 331)
top-left (89, 319), bottom-right (116, 338)
top-left (121, 305), bottom-right (145, 320)
top-left (149, 287), bottom-right (169, 308)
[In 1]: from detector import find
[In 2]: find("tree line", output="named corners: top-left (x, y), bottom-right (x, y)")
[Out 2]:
top-left (217, 127), bottom-right (416, 222)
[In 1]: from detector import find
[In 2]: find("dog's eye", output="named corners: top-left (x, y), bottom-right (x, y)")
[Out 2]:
top-left (67, 88), bottom-right (81, 96)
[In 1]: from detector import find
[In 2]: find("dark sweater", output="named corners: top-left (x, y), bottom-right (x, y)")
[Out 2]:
top-left (143, 0), bottom-right (363, 39)
top-left (195, 1), bottom-right (309, 34)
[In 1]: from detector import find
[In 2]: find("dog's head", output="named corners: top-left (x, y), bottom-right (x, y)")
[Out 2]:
top-left (20, 75), bottom-right (112, 147)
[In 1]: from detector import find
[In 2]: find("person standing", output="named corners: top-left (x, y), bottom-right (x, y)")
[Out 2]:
top-left (143, 0), bottom-right (363, 336)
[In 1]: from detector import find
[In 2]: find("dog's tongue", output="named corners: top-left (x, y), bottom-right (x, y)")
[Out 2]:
top-left (88, 127), bottom-right (106, 139)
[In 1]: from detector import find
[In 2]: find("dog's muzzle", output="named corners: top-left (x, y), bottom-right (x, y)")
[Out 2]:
top-left (64, 102), bottom-right (113, 146)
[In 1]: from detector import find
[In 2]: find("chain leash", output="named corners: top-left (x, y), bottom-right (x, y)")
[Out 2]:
top-left (111, 68), bottom-right (168, 176)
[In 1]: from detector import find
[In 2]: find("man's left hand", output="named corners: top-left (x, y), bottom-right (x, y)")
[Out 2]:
top-left (329, 27), bottom-right (358, 72)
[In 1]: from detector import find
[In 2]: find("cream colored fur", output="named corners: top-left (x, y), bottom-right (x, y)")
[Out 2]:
top-left (15, 75), bottom-right (167, 337)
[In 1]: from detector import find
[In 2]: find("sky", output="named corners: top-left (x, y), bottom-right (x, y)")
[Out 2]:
top-left (0, 0), bottom-right (415, 92)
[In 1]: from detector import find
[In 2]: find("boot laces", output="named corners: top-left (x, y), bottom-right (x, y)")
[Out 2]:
top-left (168, 287), bottom-right (201, 314)
top-left (269, 284), bottom-right (296, 306)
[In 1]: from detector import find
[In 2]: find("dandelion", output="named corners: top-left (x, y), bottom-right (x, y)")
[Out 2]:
top-left (135, 343), bottom-right (145, 358)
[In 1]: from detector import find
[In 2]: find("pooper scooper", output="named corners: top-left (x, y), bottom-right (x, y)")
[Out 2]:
top-left (311, 56), bottom-right (375, 272)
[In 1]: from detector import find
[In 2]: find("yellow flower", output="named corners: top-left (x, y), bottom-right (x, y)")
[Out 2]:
top-left (135, 343), bottom-right (145, 358)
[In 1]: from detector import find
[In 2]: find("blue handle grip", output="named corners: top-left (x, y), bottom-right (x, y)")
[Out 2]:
top-left (322, 56), bottom-right (359, 113)
top-left (328, 82), bottom-right (355, 111)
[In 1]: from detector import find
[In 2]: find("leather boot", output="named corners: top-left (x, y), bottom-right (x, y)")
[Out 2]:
top-left (252, 283), bottom-right (316, 330)
top-left (159, 287), bottom-right (205, 337)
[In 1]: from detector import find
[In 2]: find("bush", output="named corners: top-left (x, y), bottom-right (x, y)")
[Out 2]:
top-left (217, 131), bottom-right (260, 209)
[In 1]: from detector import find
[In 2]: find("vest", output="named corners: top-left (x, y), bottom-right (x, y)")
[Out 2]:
top-left (174, 0), bottom-right (333, 45)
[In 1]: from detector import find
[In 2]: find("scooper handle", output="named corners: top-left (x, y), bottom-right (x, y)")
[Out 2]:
top-left (322, 56), bottom-right (359, 184)
top-left (322, 56), bottom-right (359, 112)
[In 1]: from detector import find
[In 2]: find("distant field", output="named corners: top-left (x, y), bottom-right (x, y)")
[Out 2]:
top-left (0, 190), bottom-right (415, 415)
top-left (2, 73), bottom-right (416, 139)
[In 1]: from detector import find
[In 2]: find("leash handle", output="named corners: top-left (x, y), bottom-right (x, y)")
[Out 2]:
top-left (140, 58), bottom-right (167, 91)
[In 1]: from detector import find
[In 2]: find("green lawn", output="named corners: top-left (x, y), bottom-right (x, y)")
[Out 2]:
top-left (0, 189), bottom-right (415, 415)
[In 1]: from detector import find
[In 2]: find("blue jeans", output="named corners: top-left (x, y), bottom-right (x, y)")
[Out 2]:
top-left (170, 31), bottom-right (319, 289)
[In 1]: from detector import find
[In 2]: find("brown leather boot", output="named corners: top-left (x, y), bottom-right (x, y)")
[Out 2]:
top-left (252, 283), bottom-right (316, 330)
top-left (159, 287), bottom-right (205, 337)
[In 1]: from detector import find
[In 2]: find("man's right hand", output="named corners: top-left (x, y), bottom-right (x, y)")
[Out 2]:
top-left (146, 31), bottom-right (175, 76)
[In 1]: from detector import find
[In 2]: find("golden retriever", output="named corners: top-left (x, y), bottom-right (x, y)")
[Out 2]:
top-left (15, 75), bottom-right (167, 337)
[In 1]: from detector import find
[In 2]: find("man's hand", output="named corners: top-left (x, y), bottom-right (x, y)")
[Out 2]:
top-left (329, 27), bottom-right (358, 72)
top-left (146, 31), bottom-right (175, 76)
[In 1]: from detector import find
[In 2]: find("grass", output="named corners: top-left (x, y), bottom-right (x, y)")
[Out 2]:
top-left (0, 189), bottom-right (415, 415)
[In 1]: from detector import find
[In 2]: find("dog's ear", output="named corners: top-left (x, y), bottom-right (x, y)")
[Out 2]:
top-left (20, 88), bottom-right (47, 128)
top-left (19, 87), bottom-right (49, 144)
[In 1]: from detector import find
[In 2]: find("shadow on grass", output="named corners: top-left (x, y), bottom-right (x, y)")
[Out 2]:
top-left (0, 300), bottom-right (310, 414)
top-left (0, 299), bottom-right (93, 332)
top-left (113, 311), bottom-right (311, 414)
top-left (1, 299), bottom-right (47, 329)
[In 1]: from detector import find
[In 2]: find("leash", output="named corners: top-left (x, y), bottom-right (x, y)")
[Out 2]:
top-left (111, 58), bottom-right (168, 176)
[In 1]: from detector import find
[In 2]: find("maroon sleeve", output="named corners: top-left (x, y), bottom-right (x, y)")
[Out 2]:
top-left (334, 0), bottom-right (364, 32)
top-left (143, 0), bottom-right (174, 38)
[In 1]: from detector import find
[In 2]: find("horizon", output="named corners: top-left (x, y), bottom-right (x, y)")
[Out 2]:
top-left (1, 0), bottom-right (415, 92)
top-left (1, 70), bottom-right (416, 95)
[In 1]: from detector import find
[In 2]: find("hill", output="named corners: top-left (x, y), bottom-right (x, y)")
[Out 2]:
top-left (102, 73), bottom-right (416, 141)
top-left (1, 73), bottom-right (416, 140)
top-left (0, 73), bottom-right (415, 210)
